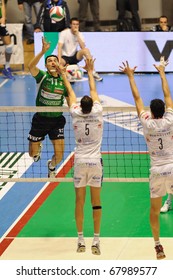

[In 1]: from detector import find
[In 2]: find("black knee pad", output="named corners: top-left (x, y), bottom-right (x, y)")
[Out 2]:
top-left (92, 206), bottom-right (102, 210)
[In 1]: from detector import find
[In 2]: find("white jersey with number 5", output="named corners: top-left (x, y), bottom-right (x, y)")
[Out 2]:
top-left (140, 108), bottom-right (173, 166)
top-left (70, 101), bottom-right (103, 159)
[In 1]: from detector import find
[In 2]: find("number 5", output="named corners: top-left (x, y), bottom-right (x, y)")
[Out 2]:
top-left (85, 123), bottom-right (89, 135)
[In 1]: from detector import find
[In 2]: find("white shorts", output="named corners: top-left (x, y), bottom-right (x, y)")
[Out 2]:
top-left (149, 164), bottom-right (173, 198)
top-left (74, 159), bottom-right (103, 188)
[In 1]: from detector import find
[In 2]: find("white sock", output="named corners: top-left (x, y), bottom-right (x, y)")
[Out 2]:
top-left (5, 62), bottom-right (10, 69)
top-left (78, 232), bottom-right (84, 239)
top-left (93, 233), bottom-right (100, 244)
top-left (155, 240), bottom-right (161, 246)
top-left (78, 232), bottom-right (85, 244)
top-left (48, 161), bottom-right (55, 170)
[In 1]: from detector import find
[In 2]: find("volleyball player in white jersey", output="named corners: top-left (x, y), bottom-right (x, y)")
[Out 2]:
top-left (119, 57), bottom-right (173, 260)
top-left (58, 58), bottom-right (103, 255)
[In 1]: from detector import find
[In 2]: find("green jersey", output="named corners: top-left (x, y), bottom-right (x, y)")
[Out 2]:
top-left (34, 70), bottom-right (68, 118)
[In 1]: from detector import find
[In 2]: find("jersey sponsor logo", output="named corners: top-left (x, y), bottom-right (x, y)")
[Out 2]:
top-left (54, 89), bottom-right (64, 94)
top-left (152, 171), bottom-right (172, 177)
top-left (39, 96), bottom-right (62, 106)
top-left (41, 90), bottom-right (62, 100)
top-left (28, 134), bottom-right (42, 142)
top-left (74, 176), bottom-right (81, 182)
top-left (56, 128), bottom-right (64, 138)
top-left (92, 175), bottom-right (101, 180)
top-left (86, 162), bottom-right (97, 166)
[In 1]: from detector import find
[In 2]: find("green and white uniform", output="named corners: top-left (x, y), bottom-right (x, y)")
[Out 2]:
top-left (34, 70), bottom-right (68, 117)
top-left (28, 70), bottom-right (68, 142)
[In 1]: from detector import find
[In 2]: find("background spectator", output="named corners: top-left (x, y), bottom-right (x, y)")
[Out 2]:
top-left (151, 15), bottom-right (173, 31)
top-left (57, 17), bottom-right (103, 81)
top-left (34, 0), bottom-right (70, 32)
top-left (17, 0), bottom-right (42, 44)
top-left (78, 0), bottom-right (101, 31)
top-left (116, 0), bottom-right (141, 31)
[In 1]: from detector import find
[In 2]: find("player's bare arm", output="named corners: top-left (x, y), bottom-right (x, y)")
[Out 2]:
top-left (57, 64), bottom-right (77, 107)
top-left (119, 61), bottom-right (144, 116)
top-left (28, 37), bottom-right (50, 76)
top-left (57, 42), bottom-right (63, 65)
top-left (154, 57), bottom-right (173, 109)
top-left (83, 58), bottom-right (100, 102)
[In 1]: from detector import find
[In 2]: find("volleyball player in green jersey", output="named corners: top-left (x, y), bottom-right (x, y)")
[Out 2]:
top-left (28, 37), bottom-right (69, 177)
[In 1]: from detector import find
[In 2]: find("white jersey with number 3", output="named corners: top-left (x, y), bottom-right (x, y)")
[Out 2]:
top-left (70, 101), bottom-right (103, 159)
top-left (140, 108), bottom-right (173, 166)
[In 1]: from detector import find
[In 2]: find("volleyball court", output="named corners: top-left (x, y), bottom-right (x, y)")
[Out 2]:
top-left (0, 73), bottom-right (173, 260)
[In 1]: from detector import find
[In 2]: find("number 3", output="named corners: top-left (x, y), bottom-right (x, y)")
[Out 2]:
top-left (158, 138), bottom-right (163, 150)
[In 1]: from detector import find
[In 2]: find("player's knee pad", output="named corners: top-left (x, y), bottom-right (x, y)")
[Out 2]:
top-left (5, 43), bottom-right (13, 54)
top-left (92, 206), bottom-right (102, 210)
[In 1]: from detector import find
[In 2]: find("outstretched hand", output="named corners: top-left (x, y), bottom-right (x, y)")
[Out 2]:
top-left (119, 61), bottom-right (137, 76)
top-left (82, 58), bottom-right (95, 72)
top-left (56, 63), bottom-right (67, 76)
top-left (153, 56), bottom-right (168, 72)
top-left (42, 37), bottom-right (50, 53)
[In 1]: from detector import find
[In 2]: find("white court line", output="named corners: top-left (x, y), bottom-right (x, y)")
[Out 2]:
top-left (0, 79), bottom-right (8, 88)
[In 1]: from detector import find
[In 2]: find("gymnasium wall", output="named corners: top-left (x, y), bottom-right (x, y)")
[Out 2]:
top-left (7, 0), bottom-right (163, 24)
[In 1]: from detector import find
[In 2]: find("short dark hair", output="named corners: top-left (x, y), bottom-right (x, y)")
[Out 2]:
top-left (159, 15), bottom-right (168, 20)
top-left (70, 17), bottom-right (79, 24)
top-left (150, 99), bottom-right (165, 118)
top-left (80, 95), bottom-right (93, 114)
top-left (159, 15), bottom-right (168, 22)
top-left (45, 55), bottom-right (59, 64)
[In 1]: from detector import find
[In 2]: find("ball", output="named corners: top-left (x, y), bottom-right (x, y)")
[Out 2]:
top-left (49, 6), bottom-right (65, 22)
top-left (67, 65), bottom-right (83, 80)
top-left (74, 69), bottom-right (83, 80)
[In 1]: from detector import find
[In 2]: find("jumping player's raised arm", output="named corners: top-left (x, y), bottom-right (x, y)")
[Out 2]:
top-left (28, 37), bottom-right (50, 76)
top-left (57, 64), bottom-right (77, 107)
top-left (119, 61), bottom-right (144, 116)
top-left (83, 59), bottom-right (100, 103)
top-left (153, 56), bottom-right (173, 109)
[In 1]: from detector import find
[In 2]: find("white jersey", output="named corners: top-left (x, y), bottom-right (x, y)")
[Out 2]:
top-left (59, 28), bottom-right (85, 57)
top-left (140, 108), bottom-right (173, 166)
top-left (70, 101), bottom-right (103, 160)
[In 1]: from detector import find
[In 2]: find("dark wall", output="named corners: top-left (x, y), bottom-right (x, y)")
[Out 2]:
top-left (162, 0), bottom-right (173, 26)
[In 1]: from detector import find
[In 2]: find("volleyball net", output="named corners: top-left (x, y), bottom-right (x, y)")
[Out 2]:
top-left (0, 106), bottom-right (150, 186)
